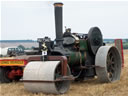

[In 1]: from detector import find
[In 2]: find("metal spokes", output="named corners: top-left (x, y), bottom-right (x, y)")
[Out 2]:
top-left (95, 46), bottom-right (121, 83)
top-left (107, 51), bottom-right (115, 80)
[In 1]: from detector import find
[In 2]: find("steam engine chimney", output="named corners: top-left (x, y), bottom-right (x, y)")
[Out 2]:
top-left (54, 3), bottom-right (63, 45)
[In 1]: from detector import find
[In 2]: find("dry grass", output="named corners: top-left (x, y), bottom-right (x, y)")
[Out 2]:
top-left (0, 50), bottom-right (128, 96)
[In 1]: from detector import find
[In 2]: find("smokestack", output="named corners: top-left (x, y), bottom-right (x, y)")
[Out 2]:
top-left (54, 3), bottom-right (63, 44)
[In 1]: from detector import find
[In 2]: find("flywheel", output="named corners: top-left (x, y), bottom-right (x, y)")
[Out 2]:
top-left (95, 46), bottom-right (122, 82)
top-left (88, 27), bottom-right (103, 55)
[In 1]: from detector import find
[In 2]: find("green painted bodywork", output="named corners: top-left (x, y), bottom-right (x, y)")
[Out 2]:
top-left (68, 51), bottom-right (86, 65)
top-left (68, 52), bottom-right (80, 65)
top-left (79, 40), bottom-right (88, 51)
top-left (67, 39), bottom-right (88, 66)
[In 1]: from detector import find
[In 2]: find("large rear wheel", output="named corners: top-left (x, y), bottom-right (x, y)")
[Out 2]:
top-left (95, 46), bottom-right (122, 82)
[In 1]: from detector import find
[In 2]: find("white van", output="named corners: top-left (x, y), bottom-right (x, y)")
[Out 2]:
top-left (0, 46), bottom-right (24, 57)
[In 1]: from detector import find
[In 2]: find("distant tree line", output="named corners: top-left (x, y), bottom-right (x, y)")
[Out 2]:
top-left (18, 45), bottom-right (36, 50)
top-left (123, 42), bottom-right (128, 49)
top-left (122, 39), bottom-right (128, 49)
top-left (103, 39), bottom-right (128, 49)
top-left (0, 40), bottom-right (36, 43)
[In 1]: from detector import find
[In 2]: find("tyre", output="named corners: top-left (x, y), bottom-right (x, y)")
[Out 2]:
top-left (0, 67), bottom-right (12, 83)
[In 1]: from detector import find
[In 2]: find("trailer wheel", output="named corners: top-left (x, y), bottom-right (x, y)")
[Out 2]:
top-left (14, 76), bottom-right (22, 81)
top-left (0, 67), bottom-right (12, 83)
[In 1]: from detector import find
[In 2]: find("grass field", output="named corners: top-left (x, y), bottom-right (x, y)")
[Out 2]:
top-left (0, 50), bottom-right (128, 96)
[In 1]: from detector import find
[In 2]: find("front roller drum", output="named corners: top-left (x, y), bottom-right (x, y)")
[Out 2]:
top-left (23, 61), bottom-right (71, 94)
top-left (95, 46), bottom-right (122, 83)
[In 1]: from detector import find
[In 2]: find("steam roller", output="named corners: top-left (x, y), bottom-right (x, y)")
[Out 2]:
top-left (21, 2), bottom-right (122, 94)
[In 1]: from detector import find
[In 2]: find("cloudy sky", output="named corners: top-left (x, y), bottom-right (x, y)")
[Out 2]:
top-left (1, 1), bottom-right (128, 40)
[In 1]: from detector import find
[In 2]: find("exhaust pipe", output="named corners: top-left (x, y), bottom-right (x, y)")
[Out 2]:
top-left (54, 3), bottom-right (63, 45)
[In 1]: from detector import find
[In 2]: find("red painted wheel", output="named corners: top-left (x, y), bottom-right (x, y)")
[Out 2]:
top-left (0, 67), bottom-right (12, 83)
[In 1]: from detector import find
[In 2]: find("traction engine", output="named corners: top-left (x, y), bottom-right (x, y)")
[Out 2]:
top-left (0, 3), bottom-right (122, 94)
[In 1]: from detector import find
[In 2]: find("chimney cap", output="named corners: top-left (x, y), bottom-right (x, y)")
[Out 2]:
top-left (54, 3), bottom-right (63, 7)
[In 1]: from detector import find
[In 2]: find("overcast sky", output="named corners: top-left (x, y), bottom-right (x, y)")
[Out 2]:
top-left (1, 1), bottom-right (128, 40)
